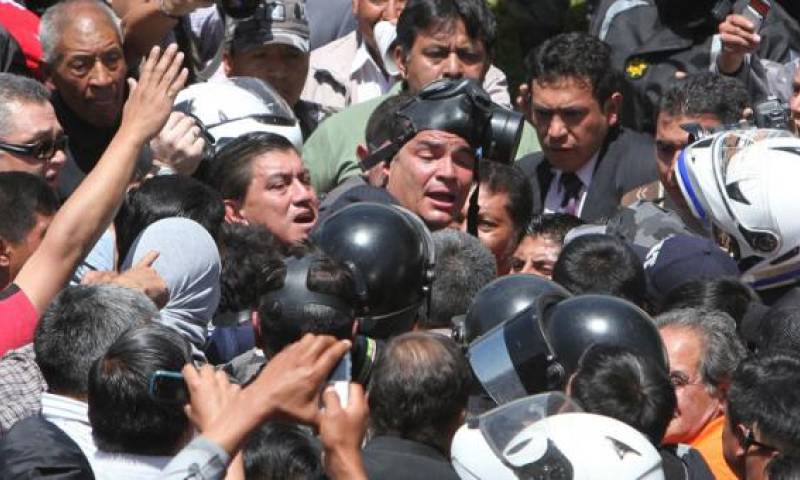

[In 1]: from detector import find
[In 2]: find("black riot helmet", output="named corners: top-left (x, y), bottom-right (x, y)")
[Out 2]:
top-left (469, 294), bottom-right (668, 405)
top-left (311, 202), bottom-right (435, 339)
top-left (541, 295), bottom-right (669, 381)
top-left (456, 274), bottom-right (571, 346)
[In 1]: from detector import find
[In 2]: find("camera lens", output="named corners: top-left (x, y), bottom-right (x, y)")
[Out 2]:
top-left (485, 110), bottom-right (524, 164)
top-left (218, 0), bottom-right (260, 19)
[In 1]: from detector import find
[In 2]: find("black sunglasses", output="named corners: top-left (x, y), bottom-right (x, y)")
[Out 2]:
top-left (742, 429), bottom-right (779, 453)
top-left (0, 134), bottom-right (69, 161)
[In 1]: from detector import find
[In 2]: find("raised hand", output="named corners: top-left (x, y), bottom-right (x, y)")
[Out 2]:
top-left (150, 112), bottom-right (207, 175)
top-left (120, 44), bottom-right (189, 143)
top-left (250, 334), bottom-right (351, 426)
top-left (318, 383), bottom-right (370, 480)
top-left (718, 14), bottom-right (761, 74)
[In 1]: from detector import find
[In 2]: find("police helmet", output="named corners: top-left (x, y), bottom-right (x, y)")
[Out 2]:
top-left (312, 202), bottom-right (435, 339)
top-left (469, 294), bottom-right (667, 405)
top-left (459, 274), bottom-right (570, 345)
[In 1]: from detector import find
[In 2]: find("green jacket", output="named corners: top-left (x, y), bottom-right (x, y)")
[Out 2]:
top-left (303, 85), bottom-right (542, 195)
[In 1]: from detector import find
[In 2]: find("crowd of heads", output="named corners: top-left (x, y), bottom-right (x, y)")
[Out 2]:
top-left (1, 0), bottom-right (800, 479)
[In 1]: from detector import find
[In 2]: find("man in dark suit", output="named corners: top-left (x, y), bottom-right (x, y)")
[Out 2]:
top-left (517, 32), bottom-right (657, 222)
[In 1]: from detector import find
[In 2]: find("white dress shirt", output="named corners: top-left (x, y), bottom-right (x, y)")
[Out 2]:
top-left (543, 153), bottom-right (600, 218)
top-left (349, 40), bottom-right (396, 105)
top-left (42, 392), bottom-right (175, 480)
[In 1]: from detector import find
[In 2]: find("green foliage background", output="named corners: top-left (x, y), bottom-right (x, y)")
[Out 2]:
top-left (487, 0), bottom-right (590, 100)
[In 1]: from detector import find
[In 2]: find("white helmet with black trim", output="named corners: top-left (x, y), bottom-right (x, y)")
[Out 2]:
top-left (451, 392), bottom-right (664, 480)
top-left (173, 76), bottom-right (303, 152)
top-left (674, 128), bottom-right (800, 290)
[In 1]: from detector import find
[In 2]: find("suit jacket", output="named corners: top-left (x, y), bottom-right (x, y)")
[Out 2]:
top-left (362, 435), bottom-right (460, 480)
top-left (517, 127), bottom-right (657, 222)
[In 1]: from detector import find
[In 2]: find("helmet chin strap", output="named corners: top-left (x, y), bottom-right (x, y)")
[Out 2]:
top-left (466, 154), bottom-right (483, 236)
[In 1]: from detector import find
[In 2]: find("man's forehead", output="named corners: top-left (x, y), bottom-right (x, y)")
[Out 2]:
top-left (418, 18), bottom-right (480, 45)
top-left (410, 129), bottom-right (471, 148)
top-left (251, 149), bottom-right (306, 173)
top-left (58, 9), bottom-right (122, 51)
top-left (4, 101), bottom-right (62, 139)
top-left (531, 76), bottom-right (597, 106)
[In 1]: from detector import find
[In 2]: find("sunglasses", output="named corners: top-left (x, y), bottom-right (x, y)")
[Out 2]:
top-left (742, 428), bottom-right (779, 454)
top-left (0, 134), bottom-right (69, 161)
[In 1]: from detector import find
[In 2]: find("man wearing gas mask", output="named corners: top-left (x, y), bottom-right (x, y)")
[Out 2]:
top-left (302, 0), bottom-right (541, 195)
top-left (591, 0), bottom-right (800, 134)
top-left (324, 77), bottom-right (524, 235)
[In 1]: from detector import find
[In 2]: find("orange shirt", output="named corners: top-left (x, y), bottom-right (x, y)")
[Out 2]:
top-left (690, 415), bottom-right (737, 480)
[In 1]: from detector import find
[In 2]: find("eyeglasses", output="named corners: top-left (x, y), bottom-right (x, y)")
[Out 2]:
top-left (0, 134), bottom-right (69, 161)
top-left (669, 372), bottom-right (706, 389)
top-left (742, 428), bottom-right (779, 454)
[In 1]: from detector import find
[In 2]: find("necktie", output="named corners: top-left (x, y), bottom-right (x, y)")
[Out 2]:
top-left (560, 172), bottom-right (582, 215)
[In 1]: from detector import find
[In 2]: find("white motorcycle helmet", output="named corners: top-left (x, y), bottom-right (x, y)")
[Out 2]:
top-left (451, 393), bottom-right (664, 480)
top-left (173, 77), bottom-right (303, 152)
top-left (674, 128), bottom-right (800, 290)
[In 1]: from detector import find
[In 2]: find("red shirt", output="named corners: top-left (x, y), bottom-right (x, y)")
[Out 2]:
top-left (0, 284), bottom-right (38, 357)
top-left (0, 0), bottom-right (42, 77)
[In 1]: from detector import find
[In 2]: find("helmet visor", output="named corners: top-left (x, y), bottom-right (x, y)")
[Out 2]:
top-left (468, 305), bottom-right (554, 405)
top-left (477, 393), bottom-right (583, 476)
top-left (712, 130), bottom-right (793, 256)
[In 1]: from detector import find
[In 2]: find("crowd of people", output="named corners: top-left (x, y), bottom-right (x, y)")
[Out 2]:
top-left (1, 0), bottom-right (800, 478)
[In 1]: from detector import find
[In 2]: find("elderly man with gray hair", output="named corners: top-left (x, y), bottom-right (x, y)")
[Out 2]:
top-left (39, 0), bottom-right (205, 182)
top-left (656, 307), bottom-right (747, 480)
top-left (39, 0), bottom-right (128, 175)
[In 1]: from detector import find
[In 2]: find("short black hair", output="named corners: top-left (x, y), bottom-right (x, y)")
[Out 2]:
top-left (553, 234), bottom-right (647, 307)
top-left (216, 223), bottom-right (284, 318)
top-left (206, 131), bottom-right (297, 201)
top-left (527, 32), bottom-right (622, 105)
top-left (88, 323), bottom-right (192, 456)
top-left (35, 284), bottom-right (157, 397)
top-left (524, 213), bottom-right (584, 244)
top-left (479, 161), bottom-right (533, 242)
top-left (369, 332), bottom-right (471, 453)
top-left (115, 175), bottom-right (225, 262)
top-left (365, 93), bottom-right (415, 152)
top-left (727, 351), bottom-right (800, 454)
top-left (257, 245), bottom-right (357, 356)
top-left (570, 344), bottom-right (676, 446)
top-left (0, 171), bottom-right (58, 244)
top-left (396, 0), bottom-right (496, 59)
top-left (758, 306), bottom-right (800, 354)
top-left (660, 278), bottom-right (758, 331)
top-left (243, 422), bottom-right (322, 480)
top-left (767, 454), bottom-right (800, 480)
top-left (659, 72), bottom-right (749, 125)
top-left (425, 229), bottom-right (496, 329)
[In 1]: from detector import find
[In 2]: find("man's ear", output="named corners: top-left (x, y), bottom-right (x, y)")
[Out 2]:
top-left (733, 423), bottom-right (750, 458)
top-left (0, 238), bottom-right (10, 268)
top-left (356, 144), bottom-right (369, 169)
top-left (564, 372), bottom-right (577, 396)
top-left (222, 53), bottom-right (233, 77)
top-left (603, 92), bottom-right (623, 127)
top-left (42, 67), bottom-right (56, 91)
top-left (223, 199), bottom-right (247, 224)
top-left (252, 310), bottom-right (263, 349)
top-left (392, 45), bottom-right (407, 80)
